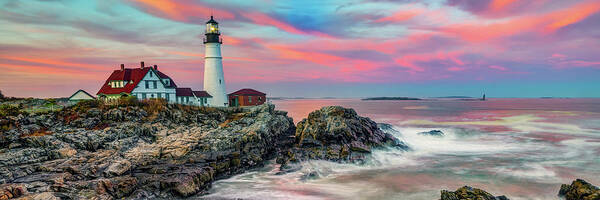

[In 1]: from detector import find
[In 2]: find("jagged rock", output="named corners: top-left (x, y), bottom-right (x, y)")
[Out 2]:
top-left (277, 106), bottom-right (408, 167)
top-left (441, 186), bottom-right (509, 200)
top-left (0, 103), bottom-right (295, 198)
top-left (0, 184), bottom-right (26, 200)
top-left (418, 130), bottom-right (444, 137)
top-left (97, 176), bottom-right (138, 199)
top-left (105, 159), bottom-right (131, 177)
top-left (377, 123), bottom-right (401, 136)
top-left (559, 179), bottom-right (600, 200)
top-left (32, 192), bottom-right (60, 200)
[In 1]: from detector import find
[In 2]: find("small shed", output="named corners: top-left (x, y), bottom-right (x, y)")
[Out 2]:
top-left (68, 89), bottom-right (95, 104)
top-left (228, 88), bottom-right (266, 107)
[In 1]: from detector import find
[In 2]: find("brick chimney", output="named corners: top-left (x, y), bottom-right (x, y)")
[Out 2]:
top-left (140, 61), bottom-right (145, 68)
top-left (120, 64), bottom-right (125, 71)
top-left (153, 65), bottom-right (158, 70)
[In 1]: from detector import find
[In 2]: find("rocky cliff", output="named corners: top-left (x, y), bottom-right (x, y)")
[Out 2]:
top-left (559, 179), bottom-right (600, 200)
top-left (276, 106), bottom-right (408, 168)
top-left (0, 102), bottom-right (295, 199)
top-left (440, 186), bottom-right (509, 200)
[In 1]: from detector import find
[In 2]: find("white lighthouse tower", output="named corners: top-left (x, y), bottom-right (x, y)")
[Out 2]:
top-left (203, 16), bottom-right (228, 107)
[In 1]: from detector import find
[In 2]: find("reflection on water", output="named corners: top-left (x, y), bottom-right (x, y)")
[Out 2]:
top-left (204, 98), bottom-right (600, 200)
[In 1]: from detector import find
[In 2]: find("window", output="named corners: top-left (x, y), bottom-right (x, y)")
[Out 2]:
top-left (165, 93), bottom-right (169, 101)
top-left (157, 93), bottom-right (162, 98)
top-left (149, 72), bottom-right (153, 77)
top-left (249, 96), bottom-right (252, 102)
top-left (153, 81), bottom-right (157, 89)
top-left (185, 97), bottom-right (189, 103)
top-left (145, 81), bottom-right (149, 89)
top-left (219, 79), bottom-right (221, 84)
top-left (142, 93), bottom-right (146, 99)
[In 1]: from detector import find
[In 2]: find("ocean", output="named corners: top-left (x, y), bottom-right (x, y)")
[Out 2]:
top-left (203, 98), bottom-right (600, 200)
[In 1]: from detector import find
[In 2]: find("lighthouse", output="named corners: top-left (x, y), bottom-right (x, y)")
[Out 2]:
top-left (203, 16), bottom-right (228, 107)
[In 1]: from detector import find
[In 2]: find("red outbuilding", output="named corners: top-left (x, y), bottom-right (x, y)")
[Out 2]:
top-left (228, 88), bottom-right (266, 106)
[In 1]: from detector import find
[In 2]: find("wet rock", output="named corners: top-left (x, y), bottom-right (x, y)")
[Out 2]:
top-left (377, 123), bottom-right (401, 136)
top-left (278, 106), bottom-right (408, 167)
top-left (418, 130), bottom-right (444, 137)
top-left (0, 184), bottom-right (27, 200)
top-left (32, 192), bottom-right (59, 200)
top-left (1, 103), bottom-right (295, 198)
top-left (97, 176), bottom-right (138, 199)
top-left (441, 186), bottom-right (509, 200)
top-left (105, 159), bottom-right (131, 177)
top-left (559, 179), bottom-right (600, 200)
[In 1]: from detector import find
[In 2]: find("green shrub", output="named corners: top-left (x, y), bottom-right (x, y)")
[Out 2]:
top-left (141, 98), bottom-right (167, 115)
top-left (118, 96), bottom-right (140, 107)
top-left (0, 104), bottom-right (22, 117)
top-left (72, 99), bottom-right (100, 112)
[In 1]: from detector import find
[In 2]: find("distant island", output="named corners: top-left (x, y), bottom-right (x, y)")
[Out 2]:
top-left (362, 97), bottom-right (422, 101)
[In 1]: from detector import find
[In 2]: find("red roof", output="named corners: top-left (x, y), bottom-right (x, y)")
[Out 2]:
top-left (229, 88), bottom-right (266, 96)
top-left (176, 88), bottom-right (194, 96)
top-left (192, 91), bottom-right (212, 97)
top-left (97, 68), bottom-right (150, 95)
top-left (156, 70), bottom-right (177, 88)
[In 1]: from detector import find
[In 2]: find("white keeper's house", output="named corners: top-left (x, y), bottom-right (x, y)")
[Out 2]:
top-left (96, 62), bottom-right (212, 106)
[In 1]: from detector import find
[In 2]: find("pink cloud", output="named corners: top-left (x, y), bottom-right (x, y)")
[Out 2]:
top-left (240, 12), bottom-right (333, 38)
top-left (447, 67), bottom-right (466, 71)
top-left (375, 10), bottom-right (423, 23)
top-left (394, 51), bottom-right (464, 72)
top-left (442, 1), bottom-right (600, 42)
top-left (489, 65), bottom-right (507, 71)
top-left (489, 0), bottom-right (518, 12)
top-left (129, 0), bottom-right (235, 22)
top-left (551, 53), bottom-right (567, 59)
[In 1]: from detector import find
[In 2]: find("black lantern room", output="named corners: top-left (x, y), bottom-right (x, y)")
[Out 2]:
top-left (204, 16), bottom-right (222, 44)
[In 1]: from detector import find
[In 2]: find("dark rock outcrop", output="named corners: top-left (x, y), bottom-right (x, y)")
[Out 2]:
top-left (441, 186), bottom-right (509, 200)
top-left (0, 103), bottom-right (295, 199)
top-left (418, 130), bottom-right (444, 137)
top-left (559, 179), bottom-right (600, 200)
top-left (277, 106), bottom-right (407, 167)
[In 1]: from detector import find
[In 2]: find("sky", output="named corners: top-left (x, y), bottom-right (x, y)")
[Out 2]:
top-left (1, 0), bottom-right (599, 98)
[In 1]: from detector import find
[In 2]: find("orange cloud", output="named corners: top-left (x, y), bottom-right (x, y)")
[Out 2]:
top-left (265, 44), bottom-right (343, 67)
top-left (489, 0), bottom-right (518, 12)
top-left (375, 10), bottom-right (422, 23)
top-left (545, 1), bottom-right (600, 32)
top-left (0, 55), bottom-right (106, 71)
top-left (442, 1), bottom-right (600, 42)
top-left (130, 0), bottom-right (234, 22)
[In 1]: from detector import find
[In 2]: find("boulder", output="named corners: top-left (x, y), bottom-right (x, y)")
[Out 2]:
top-left (559, 179), bottom-right (600, 200)
top-left (441, 186), bottom-right (509, 200)
top-left (418, 130), bottom-right (444, 137)
top-left (0, 184), bottom-right (27, 200)
top-left (105, 159), bottom-right (132, 177)
top-left (278, 106), bottom-right (408, 166)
